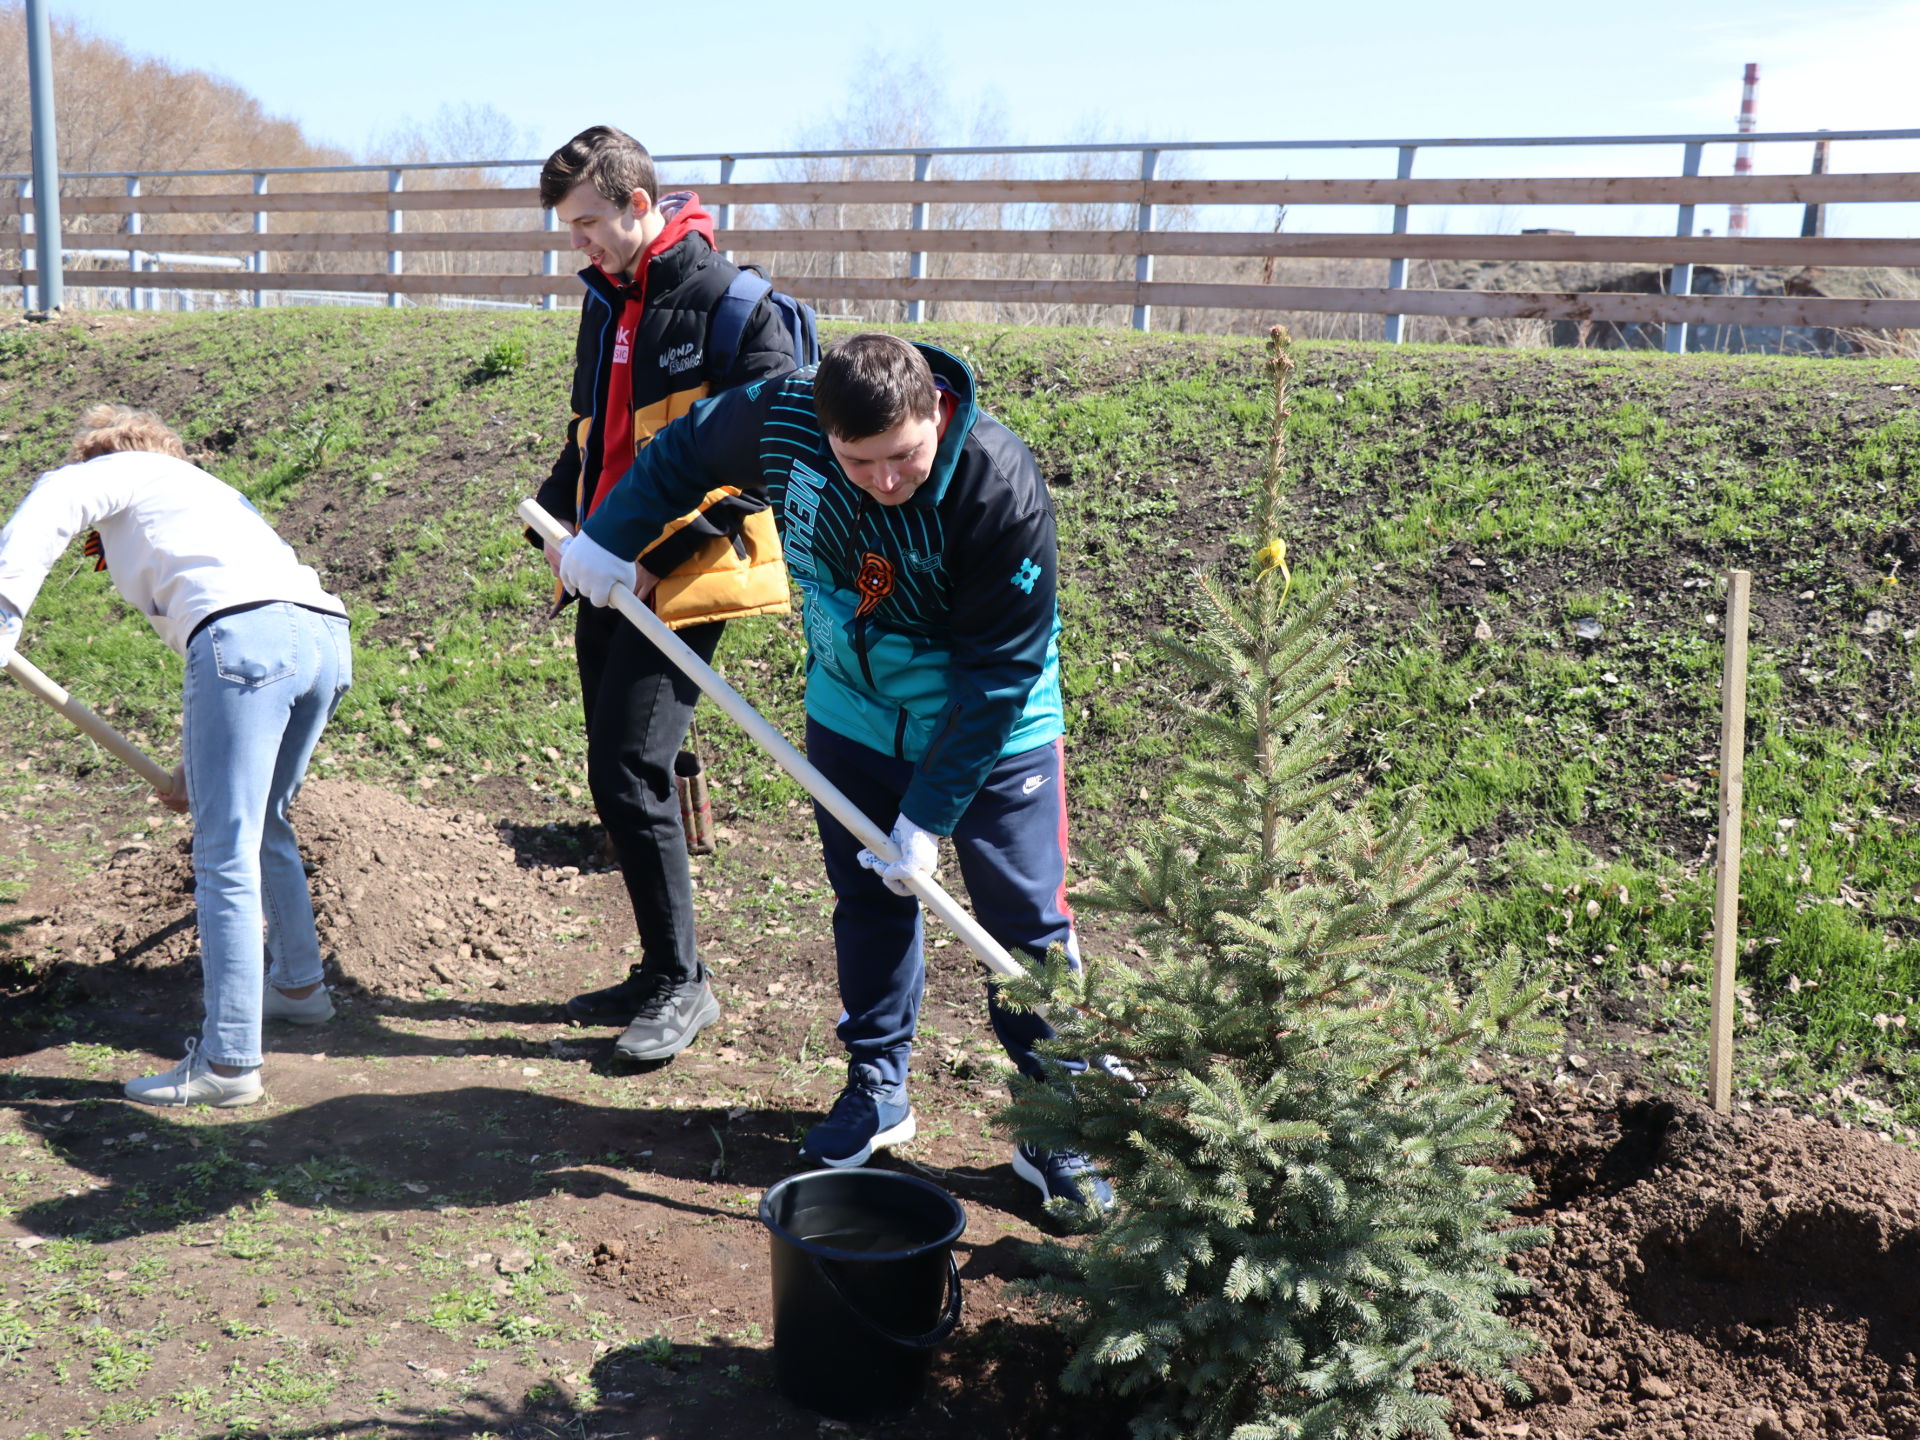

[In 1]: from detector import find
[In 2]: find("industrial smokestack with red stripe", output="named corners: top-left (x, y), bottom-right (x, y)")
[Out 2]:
top-left (1730, 62), bottom-right (1758, 238)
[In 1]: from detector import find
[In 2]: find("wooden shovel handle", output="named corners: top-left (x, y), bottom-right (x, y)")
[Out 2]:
top-left (3, 651), bottom-right (178, 794)
top-left (519, 498), bottom-right (1027, 982)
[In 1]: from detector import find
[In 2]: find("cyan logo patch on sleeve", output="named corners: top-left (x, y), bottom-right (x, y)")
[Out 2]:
top-left (1011, 558), bottom-right (1042, 594)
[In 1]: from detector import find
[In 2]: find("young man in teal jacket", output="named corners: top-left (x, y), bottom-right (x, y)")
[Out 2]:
top-left (559, 333), bottom-right (1109, 1213)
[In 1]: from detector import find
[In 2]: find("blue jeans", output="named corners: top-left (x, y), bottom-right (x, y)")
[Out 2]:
top-left (807, 720), bottom-right (1080, 1092)
top-left (181, 603), bottom-right (351, 1068)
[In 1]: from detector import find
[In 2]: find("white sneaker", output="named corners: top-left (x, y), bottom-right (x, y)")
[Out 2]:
top-left (263, 983), bottom-right (335, 1025)
top-left (123, 1040), bottom-right (263, 1108)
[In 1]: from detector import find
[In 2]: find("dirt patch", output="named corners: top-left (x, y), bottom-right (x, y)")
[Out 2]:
top-left (14, 779), bottom-right (586, 1003)
top-left (8, 784), bottom-right (1920, 1436)
top-left (1428, 1073), bottom-right (1920, 1440)
top-left (1, 777), bottom-right (1144, 1438)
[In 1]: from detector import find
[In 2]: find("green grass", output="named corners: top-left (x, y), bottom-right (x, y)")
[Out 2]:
top-left (1, 312), bottom-right (1916, 1130)
top-left (0, 1121), bottom-right (603, 1433)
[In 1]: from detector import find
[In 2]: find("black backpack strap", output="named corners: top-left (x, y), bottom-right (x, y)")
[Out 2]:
top-left (710, 268), bottom-right (774, 381)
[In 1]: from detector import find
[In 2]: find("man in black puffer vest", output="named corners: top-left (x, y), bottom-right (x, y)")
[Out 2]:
top-left (530, 125), bottom-right (795, 1061)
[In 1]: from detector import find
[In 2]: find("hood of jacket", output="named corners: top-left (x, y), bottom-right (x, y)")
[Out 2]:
top-left (577, 191), bottom-right (717, 302)
top-left (909, 343), bottom-right (982, 509)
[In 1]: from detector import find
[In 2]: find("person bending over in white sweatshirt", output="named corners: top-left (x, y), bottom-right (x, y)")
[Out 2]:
top-left (0, 405), bottom-right (352, 1107)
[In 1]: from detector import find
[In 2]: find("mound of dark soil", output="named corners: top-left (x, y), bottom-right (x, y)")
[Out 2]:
top-left (1430, 1074), bottom-right (1920, 1440)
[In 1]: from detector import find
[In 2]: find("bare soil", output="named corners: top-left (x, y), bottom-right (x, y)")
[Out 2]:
top-left (4, 774), bottom-right (1920, 1439)
top-left (1435, 1074), bottom-right (1920, 1440)
top-left (2, 778), bottom-right (1139, 1439)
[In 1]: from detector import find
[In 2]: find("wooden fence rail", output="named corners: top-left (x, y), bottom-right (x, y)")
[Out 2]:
top-left (10, 268), bottom-right (1916, 330)
top-left (11, 172), bottom-right (1917, 217)
top-left (7, 133), bottom-right (1918, 344)
top-left (44, 228), bottom-right (1919, 269)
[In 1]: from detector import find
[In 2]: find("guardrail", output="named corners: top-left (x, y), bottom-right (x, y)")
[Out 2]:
top-left (6, 130), bottom-right (1918, 349)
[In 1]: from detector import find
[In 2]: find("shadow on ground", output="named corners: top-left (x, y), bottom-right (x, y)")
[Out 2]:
top-left (1, 1077), bottom-right (818, 1240)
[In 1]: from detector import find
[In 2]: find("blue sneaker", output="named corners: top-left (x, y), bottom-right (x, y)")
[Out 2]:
top-left (1012, 1144), bottom-right (1115, 1216)
top-left (803, 1065), bottom-right (915, 1168)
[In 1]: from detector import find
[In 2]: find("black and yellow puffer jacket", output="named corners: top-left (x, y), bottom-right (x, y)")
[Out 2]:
top-left (531, 192), bottom-right (795, 626)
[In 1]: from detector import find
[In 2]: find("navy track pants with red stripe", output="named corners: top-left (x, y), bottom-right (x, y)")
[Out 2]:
top-left (805, 718), bottom-right (1080, 1092)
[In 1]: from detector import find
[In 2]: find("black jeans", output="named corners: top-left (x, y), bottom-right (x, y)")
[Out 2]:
top-left (575, 600), bottom-right (724, 984)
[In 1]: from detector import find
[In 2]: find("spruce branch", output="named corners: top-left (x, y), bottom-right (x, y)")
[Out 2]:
top-left (1362, 945), bottom-right (1556, 1069)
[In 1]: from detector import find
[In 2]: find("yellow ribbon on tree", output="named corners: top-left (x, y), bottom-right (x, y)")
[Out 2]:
top-left (1255, 537), bottom-right (1292, 604)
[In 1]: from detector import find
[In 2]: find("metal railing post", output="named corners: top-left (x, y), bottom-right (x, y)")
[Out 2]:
top-left (1132, 148), bottom-right (1159, 332)
top-left (1665, 141), bottom-right (1704, 354)
top-left (125, 176), bottom-right (142, 310)
top-left (541, 206), bottom-right (559, 312)
top-left (253, 172), bottom-right (268, 309)
top-left (387, 168), bottom-right (404, 309)
top-left (907, 151), bottom-right (932, 324)
top-left (1383, 145), bottom-right (1417, 343)
top-left (24, 0), bottom-right (63, 313)
top-left (19, 178), bottom-right (32, 310)
top-left (716, 156), bottom-right (735, 263)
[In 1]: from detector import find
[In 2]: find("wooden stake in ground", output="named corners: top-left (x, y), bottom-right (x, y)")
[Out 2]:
top-left (1709, 569), bottom-right (1753, 1115)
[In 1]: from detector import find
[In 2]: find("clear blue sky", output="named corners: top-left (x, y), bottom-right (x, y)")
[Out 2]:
top-left (29, 0), bottom-right (1920, 238)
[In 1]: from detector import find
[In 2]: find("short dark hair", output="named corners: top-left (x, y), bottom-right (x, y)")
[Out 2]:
top-left (540, 125), bottom-right (657, 212)
top-left (812, 334), bottom-right (938, 442)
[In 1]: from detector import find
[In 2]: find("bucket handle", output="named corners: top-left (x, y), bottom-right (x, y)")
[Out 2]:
top-left (812, 1249), bottom-right (962, 1350)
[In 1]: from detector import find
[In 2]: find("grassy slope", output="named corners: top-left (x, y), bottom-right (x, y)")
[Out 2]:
top-left (1, 310), bottom-right (1917, 1121)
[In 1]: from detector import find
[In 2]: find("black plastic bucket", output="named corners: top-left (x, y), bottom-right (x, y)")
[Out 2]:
top-left (759, 1166), bottom-right (966, 1421)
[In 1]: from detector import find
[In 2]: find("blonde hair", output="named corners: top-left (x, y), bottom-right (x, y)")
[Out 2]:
top-left (70, 404), bottom-right (187, 463)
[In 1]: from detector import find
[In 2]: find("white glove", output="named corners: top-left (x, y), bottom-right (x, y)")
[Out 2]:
top-left (858, 812), bottom-right (941, 898)
top-left (556, 530), bottom-right (636, 609)
top-left (0, 600), bottom-right (21, 666)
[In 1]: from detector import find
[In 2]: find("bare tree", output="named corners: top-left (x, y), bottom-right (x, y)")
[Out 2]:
top-left (364, 104), bottom-right (542, 285)
top-left (0, 2), bottom-right (366, 299)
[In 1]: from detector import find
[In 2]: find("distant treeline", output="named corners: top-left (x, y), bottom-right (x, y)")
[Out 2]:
top-left (0, 4), bottom-right (536, 284)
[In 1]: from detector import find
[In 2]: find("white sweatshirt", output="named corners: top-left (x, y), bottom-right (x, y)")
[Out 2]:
top-left (0, 450), bottom-right (345, 656)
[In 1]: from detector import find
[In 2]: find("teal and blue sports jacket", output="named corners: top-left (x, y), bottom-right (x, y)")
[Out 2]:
top-left (581, 344), bottom-right (1064, 836)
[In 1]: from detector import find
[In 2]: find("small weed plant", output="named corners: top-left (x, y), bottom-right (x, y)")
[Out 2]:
top-left (475, 332), bottom-right (532, 380)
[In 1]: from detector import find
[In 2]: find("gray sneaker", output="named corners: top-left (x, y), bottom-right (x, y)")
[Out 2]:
top-left (613, 971), bottom-right (721, 1062)
top-left (124, 1040), bottom-right (262, 1109)
top-left (263, 984), bottom-right (335, 1025)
